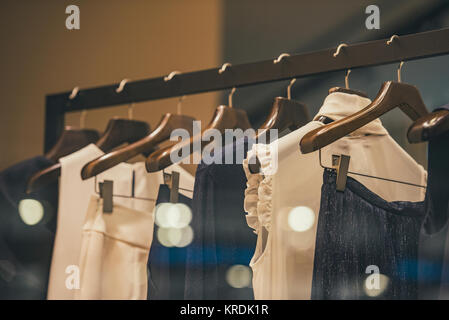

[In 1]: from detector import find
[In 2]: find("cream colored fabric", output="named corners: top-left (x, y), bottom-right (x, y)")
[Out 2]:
top-left (243, 92), bottom-right (427, 300)
top-left (47, 143), bottom-right (194, 300)
top-left (74, 197), bottom-right (153, 300)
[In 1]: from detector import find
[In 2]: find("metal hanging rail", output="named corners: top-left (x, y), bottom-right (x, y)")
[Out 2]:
top-left (44, 27), bottom-right (449, 151)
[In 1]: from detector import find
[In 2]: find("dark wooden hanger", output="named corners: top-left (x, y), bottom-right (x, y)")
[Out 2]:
top-left (81, 114), bottom-right (196, 180)
top-left (407, 109), bottom-right (449, 143)
top-left (26, 118), bottom-right (150, 193)
top-left (256, 97), bottom-right (310, 139)
top-left (300, 81), bottom-right (429, 154)
top-left (145, 105), bottom-right (252, 172)
top-left (247, 96), bottom-right (310, 173)
top-left (408, 110), bottom-right (449, 236)
top-left (94, 118), bottom-right (150, 152)
top-left (44, 126), bottom-right (100, 162)
top-left (27, 126), bottom-right (99, 194)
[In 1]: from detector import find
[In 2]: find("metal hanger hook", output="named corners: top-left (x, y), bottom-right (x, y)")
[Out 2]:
top-left (116, 78), bottom-right (130, 93)
top-left (333, 43), bottom-right (348, 57)
top-left (387, 34), bottom-right (399, 45)
top-left (287, 78), bottom-right (296, 99)
top-left (177, 95), bottom-right (186, 115)
top-left (397, 61), bottom-right (404, 83)
top-left (228, 87), bottom-right (236, 108)
top-left (128, 103), bottom-right (134, 120)
top-left (164, 70), bottom-right (182, 82)
top-left (69, 86), bottom-right (80, 100)
top-left (218, 62), bottom-right (232, 74)
top-left (273, 53), bottom-right (290, 64)
top-left (80, 109), bottom-right (87, 129)
top-left (345, 69), bottom-right (351, 89)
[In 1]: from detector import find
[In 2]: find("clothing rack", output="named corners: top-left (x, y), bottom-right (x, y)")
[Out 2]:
top-left (44, 27), bottom-right (449, 152)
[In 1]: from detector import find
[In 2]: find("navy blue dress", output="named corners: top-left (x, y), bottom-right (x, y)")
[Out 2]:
top-left (0, 157), bottom-right (58, 299)
top-left (147, 184), bottom-right (193, 300)
top-left (184, 138), bottom-right (257, 300)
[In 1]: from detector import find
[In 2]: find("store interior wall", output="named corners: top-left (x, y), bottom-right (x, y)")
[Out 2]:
top-left (0, 0), bottom-right (223, 171)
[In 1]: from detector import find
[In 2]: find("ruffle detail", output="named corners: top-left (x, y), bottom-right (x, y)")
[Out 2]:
top-left (243, 144), bottom-right (275, 233)
top-left (243, 150), bottom-right (262, 233)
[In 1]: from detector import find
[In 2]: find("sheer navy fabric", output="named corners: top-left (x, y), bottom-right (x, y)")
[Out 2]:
top-left (184, 138), bottom-right (256, 300)
top-left (0, 156), bottom-right (58, 299)
top-left (312, 170), bottom-right (425, 300)
top-left (147, 184), bottom-right (192, 300)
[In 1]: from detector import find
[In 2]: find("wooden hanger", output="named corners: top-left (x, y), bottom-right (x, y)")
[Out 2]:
top-left (27, 125), bottom-right (99, 194)
top-left (44, 126), bottom-right (99, 162)
top-left (408, 109), bottom-right (449, 233)
top-left (27, 118), bottom-right (150, 193)
top-left (407, 109), bottom-right (449, 143)
top-left (145, 89), bottom-right (252, 172)
top-left (94, 117), bottom-right (150, 152)
top-left (248, 79), bottom-right (310, 173)
top-left (301, 59), bottom-right (430, 153)
top-left (81, 114), bottom-right (196, 180)
top-left (300, 81), bottom-right (429, 153)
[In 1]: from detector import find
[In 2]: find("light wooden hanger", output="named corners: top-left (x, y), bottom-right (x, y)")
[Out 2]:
top-left (145, 78), bottom-right (252, 172)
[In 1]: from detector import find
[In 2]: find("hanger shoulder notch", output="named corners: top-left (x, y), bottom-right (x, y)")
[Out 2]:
top-left (408, 109), bottom-right (449, 143)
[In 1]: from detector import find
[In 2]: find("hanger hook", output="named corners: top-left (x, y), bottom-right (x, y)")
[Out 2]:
top-left (114, 79), bottom-right (134, 118)
top-left (128, 103), bottom-right (134, 120)
top-left (218, 62), bottom-right (232, 74)
top-left (164, 70), bottom-right (182, 82)
top-left (69, 86), bottom-right (80, 100)
top-left (80, 109), bottom-right (87, 129)
top-left (273, 53), bottom-right (290, 64)
top-left (116, 78), bottom-right (130, 93)
top-left (287, 78), bottom-right (296, 100)
top-left (397, 61), bottom-right (404, 83)
top-left (333, 43), bottom-right (348, 57)
top-left (177, 95), bottom-right (186, 115)
top-left (345, 69), bottom-right (351, 89)
top-left (387, 34), bottom-right (399, 45)
top-left (228, 87), bottom-right (236, 108)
